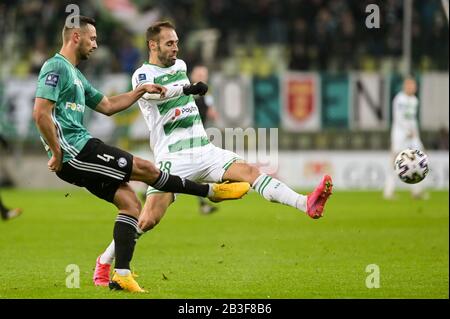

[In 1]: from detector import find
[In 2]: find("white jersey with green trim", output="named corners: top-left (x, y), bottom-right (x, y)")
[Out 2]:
top-left (390, 91), bottom-right (423, 152)
top-left (131, 59), bottom-right (209, 159)
top-left (392, 91), bottom-right (420, 135)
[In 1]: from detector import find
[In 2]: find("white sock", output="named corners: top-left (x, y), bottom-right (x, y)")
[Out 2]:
top-left (115, 268), bottom-right (131, 276)
top-left (384, 171), bottom-right (396, 199)
top-left (99, 240), bottom-right (116, 265)
top-left (252, 174), bottom-right (307, 212)
top-left (207, 184), bottom-right (214, 197)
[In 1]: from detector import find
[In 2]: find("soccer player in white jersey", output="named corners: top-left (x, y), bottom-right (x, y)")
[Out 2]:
top-left (93, 21), bottom-right (333, 287)
top-left (384, 77), bottom-right (427, 199)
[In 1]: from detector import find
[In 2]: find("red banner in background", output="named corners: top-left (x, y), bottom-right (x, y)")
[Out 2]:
top-left (281, 72), bottom-right (321, 132)
top-left (287, 79), bottom-right (314, 121)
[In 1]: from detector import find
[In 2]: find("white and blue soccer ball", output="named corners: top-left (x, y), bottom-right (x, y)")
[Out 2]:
top-left (394, 149), bottom-right (429, 184)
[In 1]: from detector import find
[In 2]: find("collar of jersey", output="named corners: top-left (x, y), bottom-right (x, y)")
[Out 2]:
top-left (144, 61), bottom-right (173, 69)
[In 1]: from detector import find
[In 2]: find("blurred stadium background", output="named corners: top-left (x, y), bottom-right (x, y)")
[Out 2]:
top-left (0, 0), bottom-right (448, 191)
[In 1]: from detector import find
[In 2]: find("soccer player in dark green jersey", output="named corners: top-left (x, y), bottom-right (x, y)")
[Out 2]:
top-left (0, 134), bottom-right (22, 221)
top-left (33, 16), bottom-right (249, 292)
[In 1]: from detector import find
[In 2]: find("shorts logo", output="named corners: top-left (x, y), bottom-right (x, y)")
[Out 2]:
top-left (45, 73), bottom-right (59, 87)
top-left (118, 157), bottom-right (127, 168)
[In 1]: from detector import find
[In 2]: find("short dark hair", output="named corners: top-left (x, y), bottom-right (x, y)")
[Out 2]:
top-left (63, 15), bottom-right (96, 41)
top-left (146, 21), bottom-right (175, 43)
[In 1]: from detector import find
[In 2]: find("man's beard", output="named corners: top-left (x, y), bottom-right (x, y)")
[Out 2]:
top-left (77, 49), bottom-right (90, 61)
top-left (158, 49), bottom-right (175, 67)
top-left (78, 41), bottom-right (92, 60)
top-left (160, 55), bottom-right (175, 67)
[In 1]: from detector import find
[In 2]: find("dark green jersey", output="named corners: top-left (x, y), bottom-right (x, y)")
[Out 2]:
top-left (35, 53), bottom-right (104, 162)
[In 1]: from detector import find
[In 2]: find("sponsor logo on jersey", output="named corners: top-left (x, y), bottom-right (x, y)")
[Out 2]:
top-left (74, 78), bottom-right (83, 88)
top-left (171, 105), bottom-right (197, 120)
top-left (138, 73), bottom-right (146, 81)
top-left (65, 102), bottom-right (85, 113)
top-left (171, 108), bottom-right (182, 120)
top-left (181, 105), bottom-right (197, 114)
top-left (45, 73), bottom-right (59, 87)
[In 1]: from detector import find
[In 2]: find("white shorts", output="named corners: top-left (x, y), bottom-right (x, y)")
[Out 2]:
top-left (391, 130), bottom-right (424, 154)
top-left (146, 143), bottom-right (243, 197)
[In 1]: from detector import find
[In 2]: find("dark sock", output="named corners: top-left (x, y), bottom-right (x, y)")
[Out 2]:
top-left (151, 171), bottom-right (209, 197)
top-left (0, 196), bottom-right (8, 214)
top-left (0, 198), bottom-right (8, 213)
top-left (113, 214), bottom-right (139, 270)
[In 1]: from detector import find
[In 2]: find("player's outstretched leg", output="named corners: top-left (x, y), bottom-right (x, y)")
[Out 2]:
top-left (223, 163), bottom-right (333, 219)
top-left (131, 157), bottom-right (250, 202)
top-left (105, 184), bottom-right (146, 292)
top-left (94, 192), bottom-right (174, 284)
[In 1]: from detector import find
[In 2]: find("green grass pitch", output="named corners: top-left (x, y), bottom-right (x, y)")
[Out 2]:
top-left (0, 189), bottom-right (448, 299)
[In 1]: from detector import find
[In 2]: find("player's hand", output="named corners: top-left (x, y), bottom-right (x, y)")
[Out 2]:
top-left (48, 153), bottom-right (62, 172)
top-left (183, 81), bottom-right (208, 96)
top-left (143, 83), bottom-right (167, 98)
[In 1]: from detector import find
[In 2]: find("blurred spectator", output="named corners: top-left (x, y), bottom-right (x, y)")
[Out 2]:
top-left (30, 36), bottom-right (48, 74)
top-left (1, 0), bottom-right (448, 77)
top-left (115, 31), bottom-right (141, 75)
top-left (289, 18), bottom-right (311, 70)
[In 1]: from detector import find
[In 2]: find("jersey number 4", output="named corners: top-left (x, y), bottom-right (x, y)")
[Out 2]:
top-left (97, 154), bottom-right (115, 162)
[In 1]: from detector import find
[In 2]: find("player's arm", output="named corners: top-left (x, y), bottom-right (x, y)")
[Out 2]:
top-left (94, 83), bottom-right (167, 116)
top-left (140, 82), bottom-right (184, 101)
top-left (142, 81), bottom-right (208, 101)
top-left (32, 98), bottom-right (62, 172)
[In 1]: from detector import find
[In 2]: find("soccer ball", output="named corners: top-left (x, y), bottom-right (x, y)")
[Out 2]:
top-left (394, 149), bottom-right (429, 184)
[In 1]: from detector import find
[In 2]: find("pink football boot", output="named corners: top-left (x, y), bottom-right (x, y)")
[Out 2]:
top-left (306, 175), bottom-right (333, 219)
top-left (93, 256), bottom-right (111, 286)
